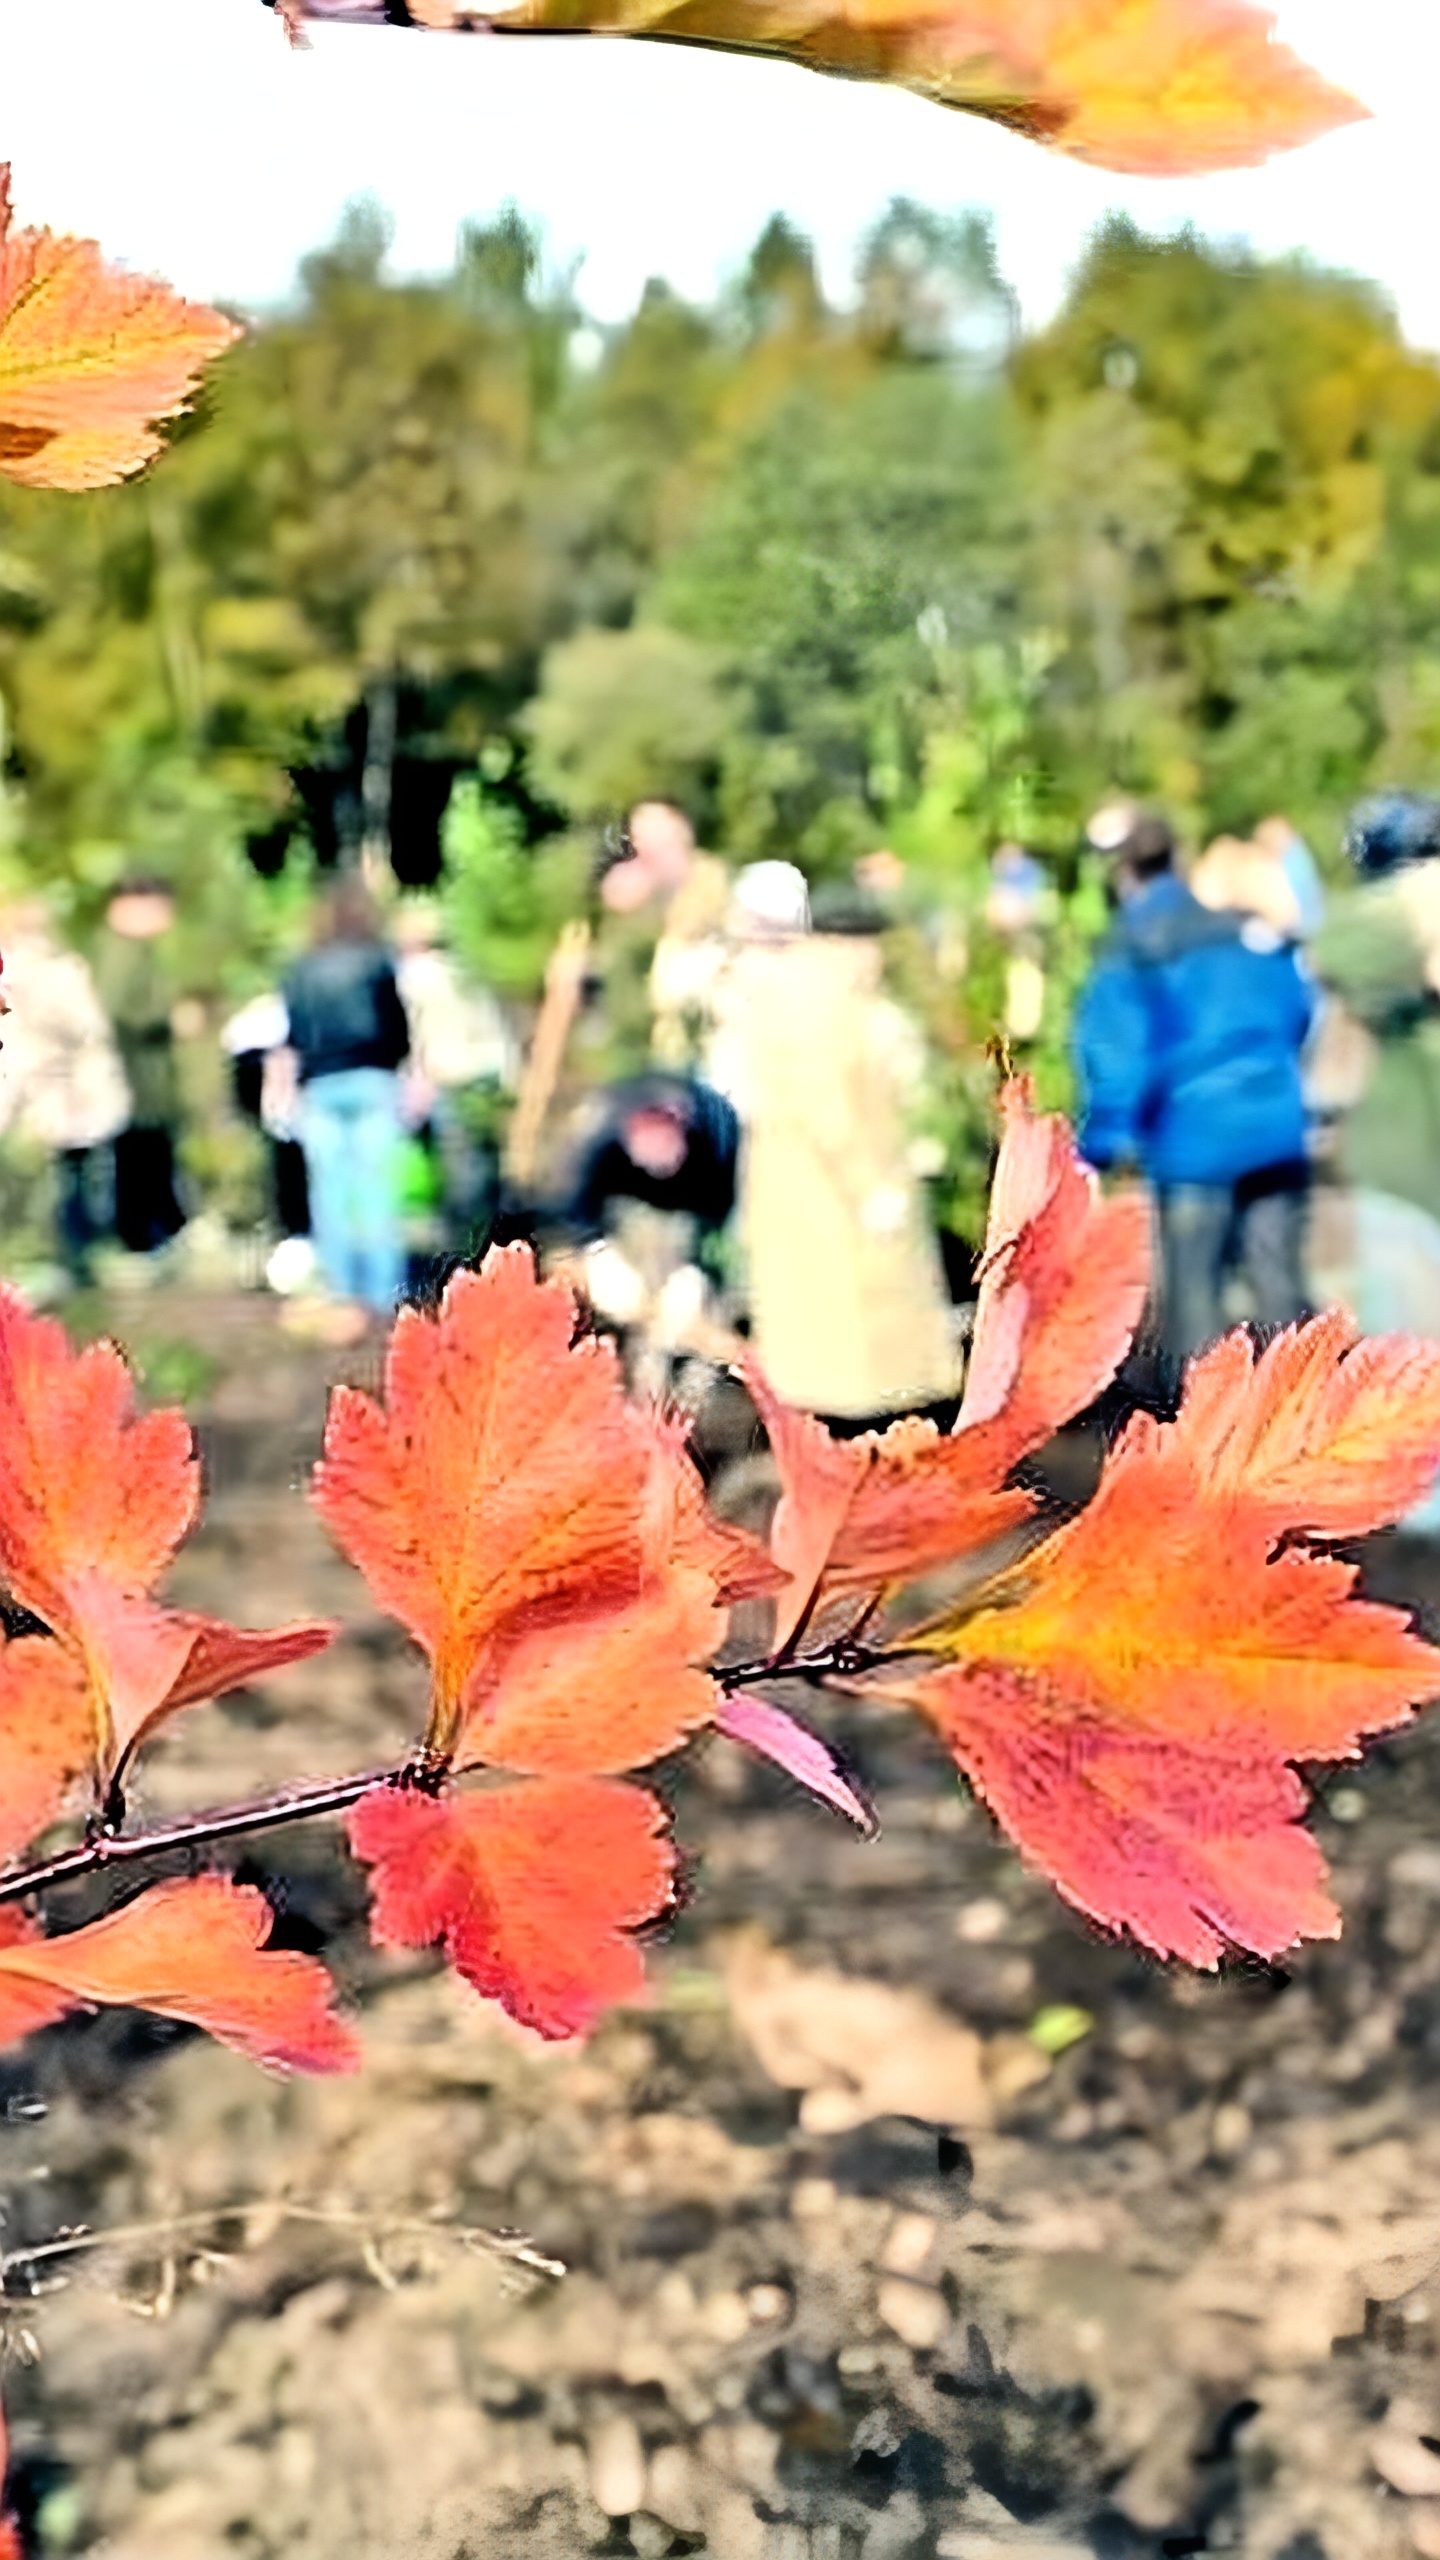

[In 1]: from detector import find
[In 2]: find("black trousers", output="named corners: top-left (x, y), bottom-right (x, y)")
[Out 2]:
top-left (113, 1124), bottom-right (185, 1255)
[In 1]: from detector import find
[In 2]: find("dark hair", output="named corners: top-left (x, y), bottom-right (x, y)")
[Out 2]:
top-left (112, 872), bottom-right (174, 902)
top-left (1117, 815), bottom-right (1176, 880)
top-left (591, 821), bottom-right (636, 890)
top-left (808, 882), bottom-right (888, 937)
top-left (314, 874), bottom-right (382, 945)
top-left (1345, 793), bottom-right (1440, 878)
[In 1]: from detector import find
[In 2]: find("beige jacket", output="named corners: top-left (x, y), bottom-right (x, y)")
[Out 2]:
top-left (711, 935), bottom-right (960, 1419)
top-left (0, 927), bottom-right (129, 1153)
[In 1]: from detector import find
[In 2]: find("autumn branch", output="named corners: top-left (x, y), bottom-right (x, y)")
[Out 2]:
top-left (0, 1636), bottom-right (910, 1915)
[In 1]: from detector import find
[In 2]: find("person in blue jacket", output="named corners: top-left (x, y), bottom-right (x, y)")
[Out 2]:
top-left (1074, 813), bottom-right (1314, 1373)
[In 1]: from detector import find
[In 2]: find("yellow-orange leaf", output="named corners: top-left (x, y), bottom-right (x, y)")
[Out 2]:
top-left (874, 1320), bottom-right (1440, 1963)
top-left (0, 166), bottom-right (240, 491)
top-left (280, 0), bottom-right (1362, 177)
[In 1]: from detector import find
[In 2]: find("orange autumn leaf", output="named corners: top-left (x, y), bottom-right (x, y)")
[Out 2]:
top-left (0, 166), bottom-right (240, 491)
top-left (285, 0), bottom-right (1362, 177)
top-left (871, 1319), bottom-right (1440, 1963)
top-left (460, 1579), bottom-right (720, 1777)
top-left (0, 1907), bottom-right (73, 2043)
top-left (0, 1289), bottom-right (333, 1776)
top-left (749, 1077), bottom-right (1146, 1639)
top-left (66, 1586), bottom-right (336, 1772)
top-left (1166, 1309), bottom-right (1440, 1540)
top-left (0, 1289), bottom-right (198, 1621)
top-left (0, 1637), bottom-right (95, 1866)
top-left (312, 1248), bottom-right (726, 1766)
top-left (0, 1877), bottom-right (359, 2071)
top-left (348, 1775), bottom-right (675, 2039)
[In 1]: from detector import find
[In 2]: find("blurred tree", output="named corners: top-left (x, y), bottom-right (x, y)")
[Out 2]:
top-left (524, 624), bottom-right (733, 821)
top-left (1014, 218), bottom-right (1440, 850)
top-left (0, 194), bottom-right (1437, 1021)
top-left (655, 363), bottom-right (1026, 866)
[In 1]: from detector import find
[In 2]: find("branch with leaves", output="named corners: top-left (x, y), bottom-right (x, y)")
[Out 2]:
top-left (3, 1077), bottom-right (1439, 2075)
top-left (271, 0), bottom-right (1361, 180)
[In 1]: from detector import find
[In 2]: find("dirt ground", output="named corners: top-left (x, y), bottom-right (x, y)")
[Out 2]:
top-left (3, 1295), bottom-right (1440, 2560)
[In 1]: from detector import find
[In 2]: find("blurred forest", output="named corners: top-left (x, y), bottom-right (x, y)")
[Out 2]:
top-left (4, 192), bottom-right (1440, 1005)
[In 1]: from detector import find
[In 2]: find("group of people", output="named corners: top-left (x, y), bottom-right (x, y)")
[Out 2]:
top-left (0, 878), bottom-right (188, 1284)
top-left (1073, 794), bottom-right (1440, 1461)
top-left (0, 872), bottom-right (515, 1339)
top-left (538, 806), bottom-right (963, 1423)
top-left (8, 782), bottom-right (1440, 1479)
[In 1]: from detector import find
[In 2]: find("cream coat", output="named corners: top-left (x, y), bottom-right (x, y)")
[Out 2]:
top-left (0, 926), bottom-right (129, 1153)
top-left (710, 935), bottom-right (960, 1419)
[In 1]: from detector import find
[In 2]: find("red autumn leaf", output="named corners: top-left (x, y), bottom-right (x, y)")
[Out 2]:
top-left (958, 1074), bottom-right (1152, 1466)
top-left (0, 1877), bottom-right (359, 2072)
top-left (871, 1321), bottom-right (1440, 1963)
top-left (0, 1289), bottom-right (333, 1775)
top-left (0, 165), bottom-right (240, 491)
top-left (277, 0), bottom-right (1362, 178)
top-left (312, 1248), bottom-right (724, 1767)
top-left (746, 1369), bottom-right (1031, 1647)
top-left (128, 1608), bottom-right (337, 1737)
top-left (0, 1908), bottom-right (74, 2043)
top-left (746, 1377), bottom-right (867, 1653)
top-left (349, 1776), bottom-right (675, 2039)
top-left (0, 1637), bottom-right (95, 1866)
top-left (0, 2395), bottom-right (19, 2560)
top-left (748, 1078), bottom-right (1146, 1638)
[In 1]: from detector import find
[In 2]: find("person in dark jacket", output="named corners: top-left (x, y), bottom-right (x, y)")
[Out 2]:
top-left (282, 876), bottom-right (409, 1318)
top-left (1074, 814), bottom-right (1314, 1371)
top-left (558, 1072), bottom-right (739, 1245)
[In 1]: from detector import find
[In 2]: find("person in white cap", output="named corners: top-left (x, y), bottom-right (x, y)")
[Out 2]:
top-left (709, 869), bottom-right (960, 1423)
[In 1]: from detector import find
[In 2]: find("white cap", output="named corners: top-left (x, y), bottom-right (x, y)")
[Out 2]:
top-left (730, 860), bottom-right (810, 940)
top-left (1086, 798), bottom-right (1141, 853)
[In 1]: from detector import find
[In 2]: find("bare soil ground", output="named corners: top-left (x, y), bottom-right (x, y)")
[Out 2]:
top-left (3, 1296), bottom-right (1440, 2560)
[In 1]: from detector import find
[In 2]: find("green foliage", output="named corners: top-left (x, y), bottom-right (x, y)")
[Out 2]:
top-left (524, 624), bottom-right (733, 821)
top-left (1013, 217), bottom-right (1440, 849)
top-left (440, 774), bottom-right (588, 999)
top-left (655, 366), bottom-right (1026, 865)
top-left (0, 195), bottom-right (1438, 1043)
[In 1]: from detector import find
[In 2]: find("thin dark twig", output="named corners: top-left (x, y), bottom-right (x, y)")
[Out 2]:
top-left (759, 1569), bottom-right (824, 1676)
top-left (0, 1634), bottom-right (933, 1917)
top-left (0, 1763), bottom-right (398, 1910)
top-left (719, 1636), bottom-right (921, 1690)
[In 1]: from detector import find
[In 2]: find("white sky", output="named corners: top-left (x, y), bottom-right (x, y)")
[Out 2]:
top-left (1, 0), bottom-right (1437, 339)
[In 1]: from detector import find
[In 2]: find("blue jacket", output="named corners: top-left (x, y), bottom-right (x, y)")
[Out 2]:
top-left (1075, 874), bottom-right (1314, 1187)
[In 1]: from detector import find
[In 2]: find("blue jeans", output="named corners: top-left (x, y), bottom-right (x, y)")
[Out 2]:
top-left (299, 1068), bottom-right (403, 1313)
top-left (1158, 1164), bottom-right (1310, 1374)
